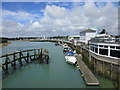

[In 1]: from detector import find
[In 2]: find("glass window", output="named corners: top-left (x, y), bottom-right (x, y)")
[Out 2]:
top-left (99, 49), bottom-right (108, 56)
top-left (99, 45), bottom-right (103, 47)
top-left (95, 48), bottom-right (98, 53)
top-left (110, 46), bottom-right (115, 49)
top-left (116, 46), bottom-right (120, 49)
top-left (104, 46), bottom-right (108, 48)
top-left (91, 47), bottom-right (94, 51)
top-left (110, 50), bottom-right (120, 58)
top-left (95, 45), bottom-right (98, 47)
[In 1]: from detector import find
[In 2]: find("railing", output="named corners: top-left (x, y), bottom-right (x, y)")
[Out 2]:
top-left (89, 38), bottom-right (120, 44)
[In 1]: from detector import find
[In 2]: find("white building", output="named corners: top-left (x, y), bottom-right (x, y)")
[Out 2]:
top-left (89, 35), bottom-right (120, 59)
top-left (80, 29), bottom-right (97, 43)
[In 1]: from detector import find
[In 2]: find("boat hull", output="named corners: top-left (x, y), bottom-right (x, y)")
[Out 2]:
top-left (65, 56), bottom-right (77, 65)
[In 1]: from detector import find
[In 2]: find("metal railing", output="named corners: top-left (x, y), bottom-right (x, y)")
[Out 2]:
top-left (89, 38), bottom-right (120, 44)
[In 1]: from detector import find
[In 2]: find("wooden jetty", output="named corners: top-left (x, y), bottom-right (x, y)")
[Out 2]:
top-left (0, 48), bottom-right (49, 72)
top-left (76, 54), bottom-right (99, 86)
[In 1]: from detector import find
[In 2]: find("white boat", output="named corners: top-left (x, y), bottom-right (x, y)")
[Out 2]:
top-left (65, 52), bottom-right (77, 65)
top-left (63, 44), bottom-right (68, 48)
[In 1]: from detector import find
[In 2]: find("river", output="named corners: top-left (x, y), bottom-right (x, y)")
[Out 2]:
top-left (1, 41), bottom-right (114, 88)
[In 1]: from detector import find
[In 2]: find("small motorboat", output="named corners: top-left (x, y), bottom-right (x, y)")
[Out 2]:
top-left (63, 44), bottom-right (68, 48)
top-left (63, 47), bottom-right (72, 52)
top-left (65, 52), bottom-right (77, 65)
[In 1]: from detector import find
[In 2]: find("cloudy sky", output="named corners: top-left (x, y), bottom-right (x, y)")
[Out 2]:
top-left (1, 1), bottom-right (119, 37)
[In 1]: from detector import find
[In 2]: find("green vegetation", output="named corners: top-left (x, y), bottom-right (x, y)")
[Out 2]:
top-left (50, 36), bottom-right (68, 40)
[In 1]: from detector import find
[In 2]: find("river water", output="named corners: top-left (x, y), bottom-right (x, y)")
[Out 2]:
top-left (2, 41), bottom-right (114, 88)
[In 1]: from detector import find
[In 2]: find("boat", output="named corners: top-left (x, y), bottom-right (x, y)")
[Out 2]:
top-left (63, 47), bottom-right (72, 52)
top-left (65, 52), bottom-right (77, 65)
top-left (63, 44), bottom-right (68, 48)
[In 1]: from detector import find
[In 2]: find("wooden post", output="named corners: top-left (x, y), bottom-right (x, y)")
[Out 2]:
top-left (13, 53), bottom-right (16, 69)
top-left (46, 55), bottom-right (49, 64)
top-left (34, 49), bottom-right (36, 59)
top-left (21, 53), bottom-right (28, 63)
top-left (27, 50), bottom-right (29, 62)
top-left (2, 65), bottom-right (6, 73)
top-left (19, 51), bottom-right (23, 66)
top-left (5, 54), bottom-right (8, 70)
top-left (38, 49), bottom-right (40, 58)
top-left (40, 48), bottom-right (42, 61)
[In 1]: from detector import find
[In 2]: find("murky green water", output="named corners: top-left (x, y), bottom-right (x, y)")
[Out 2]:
top-left (2, 41), bottom-right (114, 88)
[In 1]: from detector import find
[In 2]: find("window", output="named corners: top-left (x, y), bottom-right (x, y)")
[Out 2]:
top-left (95, 45), bottom-right (98, 47)
top-left (116, 46), bottom-right (120, 49)
top-left (99, 45), bottom-right (103, 47)
top-left (99, 49), bottom-right (108, 56)
top-left (104, 46), bottom-right (108, 48)
top-left (110, 46), bottom-right (115, 49)
top-left (110, 50), bottom-right (120, 58)
top-left (95, 48), bottom-right (98, 53)
top-left (90, 46), bottom-right (94, 51)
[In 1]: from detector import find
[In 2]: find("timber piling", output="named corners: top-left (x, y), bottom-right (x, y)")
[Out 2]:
top-left (0, 48), bottom-right (49, 73)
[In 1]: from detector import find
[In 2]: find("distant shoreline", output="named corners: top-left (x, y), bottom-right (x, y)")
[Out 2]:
top-left (0, 42), bottom-right (12, 47)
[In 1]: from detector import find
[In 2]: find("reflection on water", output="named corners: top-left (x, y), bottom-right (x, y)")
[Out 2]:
top-left (2, 41), bottom-right (114, 88)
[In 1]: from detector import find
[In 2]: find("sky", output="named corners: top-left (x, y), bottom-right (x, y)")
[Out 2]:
top-left (1, 1), bottom-right (119, 37)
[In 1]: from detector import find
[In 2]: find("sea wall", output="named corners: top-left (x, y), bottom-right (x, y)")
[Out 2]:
top-left (66, 43), bottom-right (120, 89)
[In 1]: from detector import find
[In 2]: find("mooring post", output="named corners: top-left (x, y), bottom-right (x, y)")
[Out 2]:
top-left (2, 65), bottom-right (6, 73)
top-left (40, 48), bottom-right (42, 61)
top-left (44, 49), bottom-right (49, 64)
top-left (46, 55), bottom-right (49, 64)
top-left (5, 54), bottom-right (8, 70)
top-left (34, 49), bottom-right (36, 59)
top-left (27, 50), bottom-right (30, 62)
top-left (19, 51), bottom-right (23, 66)
top-left (13, 52), bottom-right (16, 69)
top-left (38, 49), bottom-right (40, 59)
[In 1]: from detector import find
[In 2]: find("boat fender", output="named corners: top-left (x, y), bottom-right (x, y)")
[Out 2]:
top-left (81, 74), bottom-right (83, 77)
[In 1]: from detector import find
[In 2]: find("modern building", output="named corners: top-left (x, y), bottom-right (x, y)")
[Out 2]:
top-left (89, 34), bottom-right (120, 59)
top-left (79, 29), bottom-right (97, 44)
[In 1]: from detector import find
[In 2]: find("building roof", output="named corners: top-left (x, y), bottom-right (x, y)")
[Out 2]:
top-left (80, 29), bottom-right (96, 33)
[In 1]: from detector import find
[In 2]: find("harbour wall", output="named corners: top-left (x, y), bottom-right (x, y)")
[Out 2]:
top-left (67, 43), bottom-right (120, 89)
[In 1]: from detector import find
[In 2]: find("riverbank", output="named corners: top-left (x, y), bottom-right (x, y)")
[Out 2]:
top-left (0, 42), bottom-right (12, 47)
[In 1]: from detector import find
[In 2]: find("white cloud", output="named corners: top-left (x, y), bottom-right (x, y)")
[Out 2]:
top-left (2, 2), bottom-right (119, 37)
top-left (44, 5), bottom-right (66, 18)
top-left (2, 9), bottom-right (40, 21)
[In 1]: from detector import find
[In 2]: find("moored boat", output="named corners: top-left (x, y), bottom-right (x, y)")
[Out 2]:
top-left (65, 52), bottom-right (77, 65)
top-left (63, 44), bottom-right (68, 48)
top-left (63, 47), bottom-right (72, 52)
